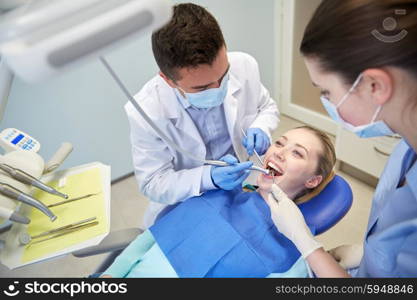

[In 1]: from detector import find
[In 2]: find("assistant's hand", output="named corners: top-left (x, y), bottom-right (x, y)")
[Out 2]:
top-left (265, 184), bottom-right (323, 258)
top-left (210, 154), bottom-right (253, 190)
top-left (328, 244), bottom-right (363, 269)
top-left (242, 128), bottom-right (270, 156)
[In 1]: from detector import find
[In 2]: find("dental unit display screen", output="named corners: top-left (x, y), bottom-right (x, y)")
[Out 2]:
top-left (11, 134), bottom-right (24, 145)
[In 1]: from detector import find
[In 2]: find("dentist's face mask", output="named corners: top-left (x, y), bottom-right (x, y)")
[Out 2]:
top-left (320, 73), bottom-right (394, 138)
top-left (176, 72), bottom-right (229, 109)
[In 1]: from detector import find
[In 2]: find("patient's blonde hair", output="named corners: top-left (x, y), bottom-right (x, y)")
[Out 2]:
top-left (293, 125), bottom-right (336, 203)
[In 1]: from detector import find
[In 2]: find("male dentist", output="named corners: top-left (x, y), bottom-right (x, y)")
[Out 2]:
top-left (125, 3), bottom-right (279, 227)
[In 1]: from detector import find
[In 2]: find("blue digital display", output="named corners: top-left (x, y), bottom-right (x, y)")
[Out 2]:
top-left (11, 134), bottom-right (24, 145)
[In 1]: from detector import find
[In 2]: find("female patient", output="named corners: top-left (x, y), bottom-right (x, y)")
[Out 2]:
top-left (101, 126), bottom-right (336, 278)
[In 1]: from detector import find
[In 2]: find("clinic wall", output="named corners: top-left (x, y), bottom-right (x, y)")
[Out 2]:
top-left (1, 0), bottom-right (277, 180)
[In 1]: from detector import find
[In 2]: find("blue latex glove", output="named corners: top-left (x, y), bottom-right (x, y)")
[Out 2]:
top-left (210, 154), bottom-right (253, 190)
top-left (242, 128), bottom-right (270, 156)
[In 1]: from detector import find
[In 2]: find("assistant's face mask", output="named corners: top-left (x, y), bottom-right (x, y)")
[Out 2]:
top-left (176, 72), bottom-right (229, 109)
top-left (320, 73), bottom-right (394, 138)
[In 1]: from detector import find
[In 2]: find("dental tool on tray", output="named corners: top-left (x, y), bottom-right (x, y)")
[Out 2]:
top-left (0, 163), bottom-right (68, 199)
top-left (19, 217), bottom-right (98, 246)
top-left (47, 193), bottom-right (99, 208)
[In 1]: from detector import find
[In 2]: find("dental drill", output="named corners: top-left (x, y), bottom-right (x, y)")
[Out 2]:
top-left (0, 163), bottom-right (68, 199)
top-left (0, 182), bottom-right (57, 221)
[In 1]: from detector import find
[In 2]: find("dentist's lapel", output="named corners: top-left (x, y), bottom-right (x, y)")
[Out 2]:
top-left (224, 73), bottom-right (245, 162)
top-left (159, 85), bottom-right (206, 160)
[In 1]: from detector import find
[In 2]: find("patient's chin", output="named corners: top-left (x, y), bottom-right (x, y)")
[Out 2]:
top-left (256, 173), bottom-right (273, 192)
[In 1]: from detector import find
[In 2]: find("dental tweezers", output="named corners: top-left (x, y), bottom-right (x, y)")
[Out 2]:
top-left (28, 221), bottom-right (99, 245)
top-left (19, 217), bottom-right (97, 245)
top-left (47, 193), bottom-right (99, 208)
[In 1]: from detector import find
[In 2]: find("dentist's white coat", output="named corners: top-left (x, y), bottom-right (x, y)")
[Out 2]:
top-left (125, 52), bottom-right (279, 227)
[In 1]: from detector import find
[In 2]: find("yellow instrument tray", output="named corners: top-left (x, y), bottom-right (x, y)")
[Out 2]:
top-left (0, 162), bottom-right (110, 269)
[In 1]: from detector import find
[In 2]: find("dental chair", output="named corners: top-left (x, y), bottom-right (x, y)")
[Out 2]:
top-left (72, 174), bottom-right (353, 274)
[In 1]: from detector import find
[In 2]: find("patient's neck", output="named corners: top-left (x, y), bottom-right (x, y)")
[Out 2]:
top-left (257, 186), bottom-right (295, 202)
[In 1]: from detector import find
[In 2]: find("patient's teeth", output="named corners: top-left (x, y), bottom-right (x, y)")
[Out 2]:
top-left (268, 162), bottom-right (280, 172)
top-left (268, 162), bottom-right (283, 176)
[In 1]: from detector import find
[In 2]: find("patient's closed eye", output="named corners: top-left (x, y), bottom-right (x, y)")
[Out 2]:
top-left (293, 150), bottom-right (303, 158)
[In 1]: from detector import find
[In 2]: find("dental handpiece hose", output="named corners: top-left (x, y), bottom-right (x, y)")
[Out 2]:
top-left (100, 56), bottom-right (269, 176)
top-left (0, 164), bottom-right (68, 199)
top-left (0, 182), bottom-right (57, 221)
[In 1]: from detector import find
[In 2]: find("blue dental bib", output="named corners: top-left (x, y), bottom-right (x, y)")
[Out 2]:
top-left (150, 189), bottom-right (306, 277)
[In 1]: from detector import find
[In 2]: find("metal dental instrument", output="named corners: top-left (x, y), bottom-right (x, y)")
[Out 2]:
top-left (19, 217), bottom-right (97, 245)
top-left (24, 221), bottom-right (99, 246)
top-left (240, 128), bottom-right (265, 167)
top-left (0, 182), bottom-right (57, 221)
top-left (204, 160), bottom-right (269, 175)
top-left (100, 57), bottom-right (204, 163)
top-left (100, 56), bottom-right (269, 175)
top-left (47, 193), bottom-right (99, 208)
top-left (0, 163), bottom-right (68, 199)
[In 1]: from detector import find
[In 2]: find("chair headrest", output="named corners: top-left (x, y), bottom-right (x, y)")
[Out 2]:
top-left (298, 174), bottom-right (353, 235)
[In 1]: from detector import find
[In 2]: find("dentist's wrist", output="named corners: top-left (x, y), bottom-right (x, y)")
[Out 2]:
top-left (202, 165), bottom-right (217, 192)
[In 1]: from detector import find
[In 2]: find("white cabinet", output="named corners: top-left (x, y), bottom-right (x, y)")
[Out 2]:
top-left (336, 126), bottom-right (401, 178)
top-left (278, 0), bottom-right (336, 134)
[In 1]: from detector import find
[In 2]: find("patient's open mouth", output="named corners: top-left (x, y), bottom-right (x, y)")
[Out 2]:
top-left (266, 162), bottom-right (284, 177)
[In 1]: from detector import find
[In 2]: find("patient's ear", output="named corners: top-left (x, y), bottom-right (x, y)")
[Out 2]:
top-left (305, 175), bottom-right (323, 189)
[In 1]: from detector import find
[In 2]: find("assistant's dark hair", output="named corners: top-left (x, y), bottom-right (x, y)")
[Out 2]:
top-left (151, 3), bottom-right (226, 81)
top-left (300, 0), bottom-right (417, 85)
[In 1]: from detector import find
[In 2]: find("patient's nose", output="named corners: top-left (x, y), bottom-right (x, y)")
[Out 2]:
top-left (274, 149), bottom-right (285, 161)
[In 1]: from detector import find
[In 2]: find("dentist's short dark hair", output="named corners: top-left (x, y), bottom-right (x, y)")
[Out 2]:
top-left (152, 3), bottom-right (226, 81)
